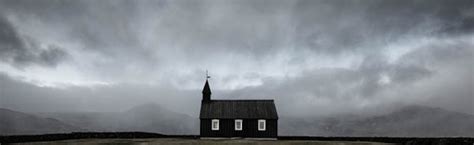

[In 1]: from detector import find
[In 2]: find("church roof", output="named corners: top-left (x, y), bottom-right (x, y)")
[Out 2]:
top-left (199, 100), bottom-right (278, 119)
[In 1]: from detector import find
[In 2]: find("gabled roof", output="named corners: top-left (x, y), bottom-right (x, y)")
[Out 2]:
top-left (200, 100), bottom-right (278, 119)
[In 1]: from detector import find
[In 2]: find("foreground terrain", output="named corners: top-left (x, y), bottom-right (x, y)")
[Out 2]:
top-left (11, 138), bottom-right (395, 145)
top-left (2, 132), bottom-right (473, 145)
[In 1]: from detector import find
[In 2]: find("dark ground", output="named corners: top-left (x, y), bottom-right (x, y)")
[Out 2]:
top-left (1, 132), bottom-right (473, 145)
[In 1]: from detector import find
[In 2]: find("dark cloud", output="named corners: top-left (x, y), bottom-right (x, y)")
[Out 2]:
top-left (0, 15), bottom-right (68, 68)
top-left (365, 0), bottom-right (474, 35)
top-left (291, 0), bottom-right (474, 55)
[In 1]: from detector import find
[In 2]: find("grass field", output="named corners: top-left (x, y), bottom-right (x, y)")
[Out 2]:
top-left (11, 138), bottom-right (396, 145)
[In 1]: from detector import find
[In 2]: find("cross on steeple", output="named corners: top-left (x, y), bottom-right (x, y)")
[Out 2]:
top-left (206, 70), bottom-right (211, 80)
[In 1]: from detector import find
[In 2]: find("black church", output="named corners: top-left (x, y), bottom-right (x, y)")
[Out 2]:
top-left (199, 77), bottom-right (278, 138)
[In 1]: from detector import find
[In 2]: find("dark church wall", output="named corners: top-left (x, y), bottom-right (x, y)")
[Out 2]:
top-left (200, 119), bottom-right (277, 138)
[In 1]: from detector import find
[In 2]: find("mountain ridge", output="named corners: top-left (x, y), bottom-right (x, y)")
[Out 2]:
top-left (279, 105), bottom-right (474, 137)
top-left (0, 108), bottom-right (83, 135)
top-left (2, 104), bottom-right (473, 137)
top-left (39, 103), bottom-right (198, 135)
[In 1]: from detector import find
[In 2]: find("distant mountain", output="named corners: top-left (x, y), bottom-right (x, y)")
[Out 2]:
top-left (0, 108), bottom-right (82, 135)
top-left (42, 103), bottom-right (198, 134)
top-left (280, 105), bottom-right (474, 137)
top-left (118, 103), bottom-right (197, 134)
top-left (4, 104), bottom-right (473, 137)
top-left (348, 105), bottom-right (474, 137)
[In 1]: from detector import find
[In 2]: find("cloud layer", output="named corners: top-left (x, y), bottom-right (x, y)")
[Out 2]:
top-left (0, 0), bottom-right (473, 116)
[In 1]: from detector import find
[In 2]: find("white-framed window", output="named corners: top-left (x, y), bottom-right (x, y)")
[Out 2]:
top-left (258, 119), bottom-right (266, 131)
top-left (235, 119), bottom-right (243, 131)
top-left (211, 119), bottom-right (219, 131)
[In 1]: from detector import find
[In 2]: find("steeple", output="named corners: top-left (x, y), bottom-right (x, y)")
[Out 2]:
top-left (202, 71), bottom-right (211, 102)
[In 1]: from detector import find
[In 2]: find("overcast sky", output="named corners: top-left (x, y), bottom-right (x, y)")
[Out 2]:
top-left (0, 0), bottom-right (473, 117)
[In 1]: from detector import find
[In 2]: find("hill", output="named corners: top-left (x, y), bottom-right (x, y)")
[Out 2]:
top-left (3, 104), bottom-right (474, 137)
top-left (280, 105), bottom-right (474, 137)
top-left (41, 103), bottom-right (197, 134)
top-left (0, 108), bottom-right (82, 135)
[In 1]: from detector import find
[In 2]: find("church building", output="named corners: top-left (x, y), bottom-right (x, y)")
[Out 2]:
top-left (199, 76), bottom-right (278, 138)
